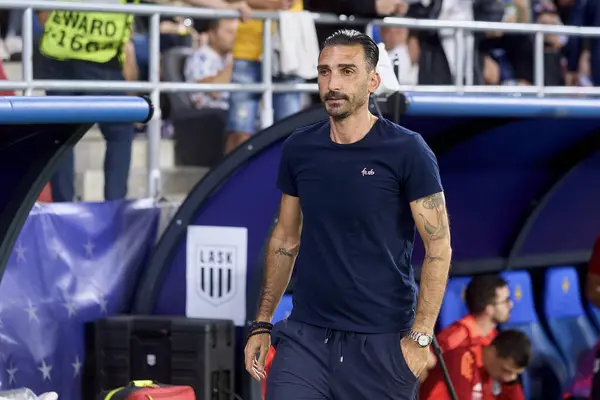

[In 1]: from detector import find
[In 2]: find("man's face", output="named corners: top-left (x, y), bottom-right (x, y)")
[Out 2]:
top-left (317, 44), bottom-right (380, 120)
top-left (209, 19), bottom-right (238, 54)
top-left (490, 285), bottom-right (513, 324)
top-left (484, 347), bottom-right (526, 383)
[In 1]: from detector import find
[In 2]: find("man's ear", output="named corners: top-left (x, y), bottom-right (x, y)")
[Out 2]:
top-left (369, 71), bottom-right (381, 94)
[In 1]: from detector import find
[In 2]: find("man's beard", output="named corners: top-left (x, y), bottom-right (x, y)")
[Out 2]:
top-left (321, 91), bottom-right (366, 121)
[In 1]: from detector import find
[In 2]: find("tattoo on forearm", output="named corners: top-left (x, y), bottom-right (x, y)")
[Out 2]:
top-left (413, 193), bottom-right (451, 333)
top-left (275, 248), bottom-right (294, 258)
top-left (257, 242), bottom-right (299, 320)
top-left (416, 193), bottom-right (448, 241)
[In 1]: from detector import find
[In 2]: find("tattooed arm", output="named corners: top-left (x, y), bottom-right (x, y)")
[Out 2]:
top-left (256, 194), bottom-right (302, 322)
top-left (410, 192), bottom-right (452, 334)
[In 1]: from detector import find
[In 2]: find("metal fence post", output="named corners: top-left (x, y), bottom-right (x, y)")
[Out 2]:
top-left (465, 32), bottom-right (474, 86)
top-left (260, 19), bottom-right (274, 130)
top-left (21, 7), bottom-right (34, 97)
top-left (454, 28), bottom-right (465, 92)
top-left (147, 12), bottom-right (162, 198)
top-left (534, 31), bottom-right (545, 96)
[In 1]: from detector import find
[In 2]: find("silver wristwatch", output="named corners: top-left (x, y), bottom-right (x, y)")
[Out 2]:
top-left (407, 329), bottom-right (433, 348)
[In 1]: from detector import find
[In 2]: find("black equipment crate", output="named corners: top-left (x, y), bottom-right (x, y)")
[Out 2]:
top-left (85, 316), bottom-right (234, 400)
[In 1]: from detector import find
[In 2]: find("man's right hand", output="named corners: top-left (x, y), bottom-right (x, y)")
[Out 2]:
top-left (244, 332), bottom-right (271, 381)
top-left (376, 0), bottom-right (403, 15)
top-left (231, 1), bottom-right (253, 21)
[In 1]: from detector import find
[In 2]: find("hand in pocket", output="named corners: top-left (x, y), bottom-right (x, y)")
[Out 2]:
top-left (400, 337), bottom-right (429, 378)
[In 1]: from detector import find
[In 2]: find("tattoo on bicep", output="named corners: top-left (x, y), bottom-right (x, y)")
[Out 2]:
top-left (275, 248), bottom-right (294, 258)
top-left (416, 193), bottom-right (448, 241)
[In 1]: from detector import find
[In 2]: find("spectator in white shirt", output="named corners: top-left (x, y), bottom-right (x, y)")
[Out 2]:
top-left (184, 19), bottom-right (238, 110)
top-left (380, 26), bottom-right (420, 86)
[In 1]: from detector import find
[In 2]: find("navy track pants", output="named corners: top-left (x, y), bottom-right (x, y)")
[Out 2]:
top-left (266, 319), bottom-right (418, 400)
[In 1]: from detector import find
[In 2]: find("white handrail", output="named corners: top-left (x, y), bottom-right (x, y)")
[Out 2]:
top-left (3, 0), bottom-right (599, 197)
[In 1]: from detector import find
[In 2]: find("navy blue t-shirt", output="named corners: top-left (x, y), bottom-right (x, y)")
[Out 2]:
top-left (277, 117), bottom-right (443, 333)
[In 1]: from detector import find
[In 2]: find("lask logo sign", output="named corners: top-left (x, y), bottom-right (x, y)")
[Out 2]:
top-left (195, 245), bottom-right (236, 306)
top-left (186, 226), bottom-right (247, 326)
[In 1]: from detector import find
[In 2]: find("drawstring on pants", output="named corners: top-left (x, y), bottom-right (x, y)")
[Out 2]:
top-left (323, 328), bottom-right (345, 363)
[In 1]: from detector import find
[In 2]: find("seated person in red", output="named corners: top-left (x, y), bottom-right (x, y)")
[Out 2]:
top-left (421, 274), bottom-right (513, 383)
top-left (420, 329), bottom-right (531, 400)
top-left (439, 274), bottom-right (513, 350)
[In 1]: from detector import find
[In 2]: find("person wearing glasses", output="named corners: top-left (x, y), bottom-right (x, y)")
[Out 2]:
top-left (421, 274), bottom-right (524, 399)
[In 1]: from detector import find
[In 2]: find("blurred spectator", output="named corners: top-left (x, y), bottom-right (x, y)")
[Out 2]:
top-left (554, 0), bottom-right (575, 24)
top-left (576, 49), bottom-right (594, 87)
top-left (479, 0), bottom-right (569, 86)
top-left (420, 330), bottom-right (531, 400)
top-left (123, 40), bottom-right (140, 83)
top-left (406, 0), bottom-right (506, 85)
top-left (182, 0), bottom-right (252, 21)
top-left (36, 4), bottom-right (137, 202)
top-left (420, 274), bottom-right (524, 400)
top-left (485, 0), bottom-right (532, 85)
top-left (0, 10), bottom-right (23, 60)
top-left (380, 25), bottom-right (420, 85)
top-left (224, 0), bottom-right (306, 154)
top-left (132, 1), bottom-right (196, 81)
top-left (438, 275), bottom-right (513, 351)
top-left (131, 0), bottom-right (250, 82)
top-left (565, 0), bottom-right (599, 87)
top-left (535, 1), bottom-right (567, 86)
top-left (3, 10), bottom-right (22, 60)
top-left (306, 0), bottom-right (409, 45)
top-left (304, 0), bottom-right (408, 106)
top-left (184, 18), bottom-right (237, 109)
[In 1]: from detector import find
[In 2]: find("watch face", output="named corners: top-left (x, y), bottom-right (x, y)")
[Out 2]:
top-left (418, 335), bottom-right (431, 347)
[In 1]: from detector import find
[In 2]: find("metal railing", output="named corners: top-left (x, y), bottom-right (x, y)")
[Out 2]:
top-left (4, 0), bottom-right (600, 197)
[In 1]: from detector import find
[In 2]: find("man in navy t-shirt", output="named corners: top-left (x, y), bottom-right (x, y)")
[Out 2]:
top-left (244, 29), bottom-right (452, 400)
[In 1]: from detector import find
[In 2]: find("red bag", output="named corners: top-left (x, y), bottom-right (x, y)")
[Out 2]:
top-left (102, 380), bottom-right (195, 400)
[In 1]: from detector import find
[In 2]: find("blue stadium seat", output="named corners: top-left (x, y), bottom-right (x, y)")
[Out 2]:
top-left (438, 276), bottom-right (471, 329)
top-left (543, 267), bottom-right (598, 384)
top-left (501, 270), bottom-right (570, 400)
top-left (588, 302), bottom-right (600, 332)
top-left (272, 294), bottom-right (293, 324)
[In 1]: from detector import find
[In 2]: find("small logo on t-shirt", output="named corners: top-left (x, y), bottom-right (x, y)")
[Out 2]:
top-left (361, 168), bottom-right (375, 176)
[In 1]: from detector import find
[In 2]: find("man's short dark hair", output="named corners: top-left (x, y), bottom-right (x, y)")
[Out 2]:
top-left (322, 29), bottom-right (379, 71)
top-left (491, 330), bottom-right (532, 368)
top-left (465, 274), bottom-right (508, 314)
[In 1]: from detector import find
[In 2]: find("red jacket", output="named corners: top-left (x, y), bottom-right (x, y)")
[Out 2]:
top-left (420, 345), bottom-right (525, 400)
